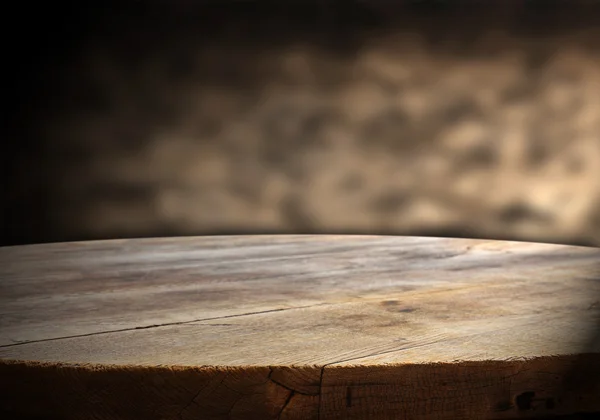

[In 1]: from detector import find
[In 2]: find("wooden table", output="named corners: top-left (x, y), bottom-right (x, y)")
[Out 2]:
top-left (0, 235), bottom-right (599, 419)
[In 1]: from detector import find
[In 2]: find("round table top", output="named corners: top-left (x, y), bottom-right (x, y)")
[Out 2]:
top-left (1, 235), bottom-right (599, 419)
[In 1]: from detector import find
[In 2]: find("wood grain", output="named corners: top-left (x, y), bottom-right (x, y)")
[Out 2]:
top-left (0, 235), bottom-right (599, 419)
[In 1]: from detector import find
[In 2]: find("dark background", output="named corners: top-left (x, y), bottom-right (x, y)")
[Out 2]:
top-left (3, 0), bottom-right (600, 247)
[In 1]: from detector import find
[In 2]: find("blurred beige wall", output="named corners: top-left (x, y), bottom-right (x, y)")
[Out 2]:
top-left (10, 2), bottom-right (600, 246)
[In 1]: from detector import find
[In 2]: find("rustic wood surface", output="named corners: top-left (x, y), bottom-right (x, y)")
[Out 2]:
top-left (0, 235), bottom-right (599, 419)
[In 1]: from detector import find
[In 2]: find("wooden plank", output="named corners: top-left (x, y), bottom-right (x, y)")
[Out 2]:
top-left (0, 235), bottom-right (599, 419)
top-left (0, 235), bottom-right (594, 346)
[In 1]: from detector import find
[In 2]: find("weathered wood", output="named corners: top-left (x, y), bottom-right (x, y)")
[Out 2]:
top-left (0, 235), bottom-right (599, 419)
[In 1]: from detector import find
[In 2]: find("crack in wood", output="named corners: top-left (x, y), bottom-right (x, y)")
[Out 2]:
top-left (317, 366), bottom-right (325, 420)
top-left (277, 390), bottom-right (295, 420)
top-left (0, 303), bottom-right (330, 348)
top-left (268, 367), bottom-right (320, 396)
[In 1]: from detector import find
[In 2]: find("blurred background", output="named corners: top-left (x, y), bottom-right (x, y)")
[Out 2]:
top-left (3, 0), bottom-right (600, 247)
